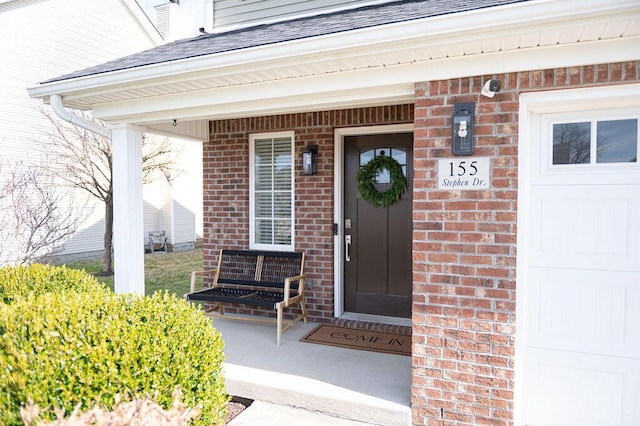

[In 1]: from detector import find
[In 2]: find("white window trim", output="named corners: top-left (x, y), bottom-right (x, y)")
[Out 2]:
top-left (249, 131), bottom-right (295, 251)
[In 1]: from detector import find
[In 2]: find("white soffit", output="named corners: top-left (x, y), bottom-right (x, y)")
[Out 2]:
top-left (28, 0), bottom-right (640, 124)
top-left (145, 120), bottom-right (209, 142)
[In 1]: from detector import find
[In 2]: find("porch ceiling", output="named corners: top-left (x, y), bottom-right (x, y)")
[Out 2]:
top-left (28, 0), bottom-right (640, 128)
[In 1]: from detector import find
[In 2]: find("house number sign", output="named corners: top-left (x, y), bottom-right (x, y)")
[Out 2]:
top-left (437, 157), bottom-right (491, 190)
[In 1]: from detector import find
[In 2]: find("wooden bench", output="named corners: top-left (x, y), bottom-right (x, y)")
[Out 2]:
top-left (186, 249), bottom-right (308, 345)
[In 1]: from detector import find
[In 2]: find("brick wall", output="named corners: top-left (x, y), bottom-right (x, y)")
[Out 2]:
top-left (411, 61), bottom-right (640, 425)
top-left (204, 105), bottom-right (413, 321)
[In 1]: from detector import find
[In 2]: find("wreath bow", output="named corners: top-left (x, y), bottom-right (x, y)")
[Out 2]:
top-left (356, 153), bottom-right (407, 207)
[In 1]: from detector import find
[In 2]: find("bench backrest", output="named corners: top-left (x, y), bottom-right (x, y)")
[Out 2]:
top-left (216, 249), bottom-right (305, 290)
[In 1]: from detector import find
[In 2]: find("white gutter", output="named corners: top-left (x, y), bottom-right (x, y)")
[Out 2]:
top-left (50, 94), bottom-right (112, 139)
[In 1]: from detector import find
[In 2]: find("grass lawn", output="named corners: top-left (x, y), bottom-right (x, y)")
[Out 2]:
top-left (65, 248), bottom-right (203, 296)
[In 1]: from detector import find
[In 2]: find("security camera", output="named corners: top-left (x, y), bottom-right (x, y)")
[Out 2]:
top-left (481, 79), bottom-right (501, 98)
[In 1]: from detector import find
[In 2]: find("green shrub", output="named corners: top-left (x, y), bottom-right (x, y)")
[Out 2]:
top-left (20, 387), bottom-right (201, 426)
top-left (0, 290), bottom-right (228, 426)
top-left (0, 264), bottom-right (105, 304)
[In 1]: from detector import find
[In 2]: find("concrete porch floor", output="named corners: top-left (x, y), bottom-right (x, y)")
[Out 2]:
top-left (211, 317), bottom-right (412, 425)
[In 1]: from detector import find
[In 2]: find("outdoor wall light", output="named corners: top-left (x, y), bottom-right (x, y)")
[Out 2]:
top-left (302, 145), bottom-right (318, 175)
top-left (452, 102), bottom-right (475, 156)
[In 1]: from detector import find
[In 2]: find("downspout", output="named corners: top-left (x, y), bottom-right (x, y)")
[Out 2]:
top-left (50, 94), bottom-right (111, 139)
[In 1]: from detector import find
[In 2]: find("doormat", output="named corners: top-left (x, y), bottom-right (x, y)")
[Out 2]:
top-left (300, 325), bottom-right (411, 356)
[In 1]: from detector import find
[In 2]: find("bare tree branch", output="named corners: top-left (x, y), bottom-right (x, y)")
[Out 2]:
top-left (0, 161), bottom-right (82, 264)
top-left (40, 107), bottom-right (180, 274)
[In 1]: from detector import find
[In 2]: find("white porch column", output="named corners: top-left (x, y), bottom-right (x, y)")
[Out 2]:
top-left (110, 124), bottom-right (144, 295)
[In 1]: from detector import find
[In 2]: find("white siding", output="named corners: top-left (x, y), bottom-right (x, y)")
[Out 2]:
top-left (0, 0), bottom-right (158, 162)
top-left (159, 192), bottom-right (173, 242)
top-left (143, 179), bottom-right (170, 242)
top-left (171, 141), bottom-right (203, 242)
top-left (0, 0), bottom-right (159, 263)
top-left (212, 0), bottom-right (380, 30)
top-left (60, 202), bottom-right (106, 255)
top-left (171, 199), bottom-right (196, 245)
top-left (168, 141), bottom-right (201, 246)
top-left (141, 140), bottom-right (202, 250)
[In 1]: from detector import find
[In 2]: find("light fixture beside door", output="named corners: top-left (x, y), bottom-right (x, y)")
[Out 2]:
top-left (452, 102), bottom-right (475, 156)
top-left (302, 145), bottom-right (318, 175)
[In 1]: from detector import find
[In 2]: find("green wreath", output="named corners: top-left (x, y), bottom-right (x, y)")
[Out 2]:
top-left (356, 153), bottom-right (407, 207)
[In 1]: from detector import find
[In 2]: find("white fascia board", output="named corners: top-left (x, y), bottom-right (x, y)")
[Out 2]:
top-left (27, 0), bottom-right (639, 101)
top-left (91, 36), bottom-right (639, 124)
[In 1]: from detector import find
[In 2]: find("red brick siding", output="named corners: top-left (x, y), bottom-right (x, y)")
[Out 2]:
top-left (411, 61), bottom-right (640, 426)
top-left (204, 105), bottom-right (414, 321)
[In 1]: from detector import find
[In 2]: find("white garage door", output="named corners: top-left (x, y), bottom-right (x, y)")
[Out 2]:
top-left (520, 102), bottom-right (640, 425)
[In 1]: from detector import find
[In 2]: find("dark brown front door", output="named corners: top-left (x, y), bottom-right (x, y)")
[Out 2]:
top-left (344, 133), bottom-right (412, 318)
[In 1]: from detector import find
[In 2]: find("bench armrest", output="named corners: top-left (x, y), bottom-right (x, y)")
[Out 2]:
top-left (283, 274), bottom-right (306, 304)
top-left (189, 269), bottom-right (218, 294)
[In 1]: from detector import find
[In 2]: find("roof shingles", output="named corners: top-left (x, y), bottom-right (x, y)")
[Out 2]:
top-left (45, 0), bottom-right (529, 83)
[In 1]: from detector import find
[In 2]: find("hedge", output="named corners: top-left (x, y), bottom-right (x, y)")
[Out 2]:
top-left (0, 264), bottom-right (106, 304)
top-left (0, 265), bottom-right (228, 425)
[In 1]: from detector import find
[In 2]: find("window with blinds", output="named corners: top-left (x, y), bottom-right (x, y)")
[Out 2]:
top-left (249, 132), bottom-right (294, 250)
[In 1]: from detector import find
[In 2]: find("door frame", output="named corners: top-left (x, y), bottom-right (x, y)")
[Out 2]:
top-left (333, 123), bottom-right (414, 323)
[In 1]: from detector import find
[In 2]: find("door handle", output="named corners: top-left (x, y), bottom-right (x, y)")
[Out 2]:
top-left (345, 235), bottom-right (351, 262)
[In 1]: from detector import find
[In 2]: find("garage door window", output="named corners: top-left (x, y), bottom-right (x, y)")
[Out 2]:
top-left (552, 118), bottom-right (638, 165)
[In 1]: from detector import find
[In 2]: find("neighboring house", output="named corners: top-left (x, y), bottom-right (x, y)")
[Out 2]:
top-left (28, 0), bottom-right (640, 425)
top-left (210, 0), bottom-right (387, 30)
top-left (0, 0), bottom-right (202, 265)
